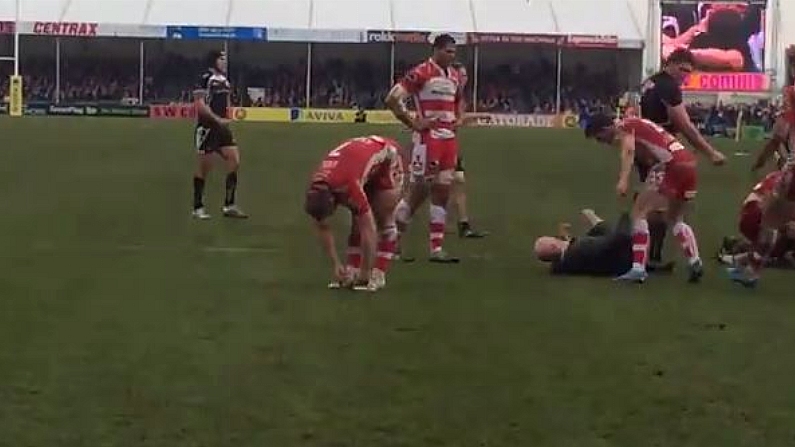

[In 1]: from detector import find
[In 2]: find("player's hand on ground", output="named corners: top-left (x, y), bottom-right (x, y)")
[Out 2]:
top-left (616, 179), bottom-right (629, 197)
top-left (355, 269), bottom-right (371, 285)
top-left (557, 222), bottom-right (572, 241)
top-left (710, 151), bottom-right (726, 166)
top-left (334, 263), bottom-right (349, 283)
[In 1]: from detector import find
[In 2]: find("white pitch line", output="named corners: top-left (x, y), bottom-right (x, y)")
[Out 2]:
top-left (201, 246), bottom-right (280, 254)
top-left (32, 244), bottom-right (281, 254)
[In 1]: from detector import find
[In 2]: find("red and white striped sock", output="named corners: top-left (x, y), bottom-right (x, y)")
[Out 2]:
top-left (375, 225), bottom-right (398, 272)
top-left (346, 231), bottom-right (362, 270)
top-left (429, 204), bottom-right (446, 254)
top-left (672, 221), bottom-right (700, 265)
top-left (632, 218), bottom-right (650, 271)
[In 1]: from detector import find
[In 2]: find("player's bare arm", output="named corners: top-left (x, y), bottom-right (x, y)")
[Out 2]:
top-left (667, 103), bottom-right (724, 164)
top-left (385, 84), bottom-right (434, 132)
top-left (314, 218), bottom-right (345, 281)
top-left (193, 90), bottom-right (228, 127)
top-left (690, 49), bottom-right (744, 72)
top-left (616, 132), bottom-right (635, 197)
top-left (752, 136), bottom-right (783, 172)
top-left (753, 117), bottom-right (789, 171)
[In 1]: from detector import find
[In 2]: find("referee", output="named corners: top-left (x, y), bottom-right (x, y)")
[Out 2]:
top-left (633, 48), bottom-right (726, 270)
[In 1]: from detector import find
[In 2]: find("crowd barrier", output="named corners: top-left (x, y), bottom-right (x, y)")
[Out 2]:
top-left (3, 102), bottom-right (767, 140)
top-left (0, 101), bottom-right (579, 128)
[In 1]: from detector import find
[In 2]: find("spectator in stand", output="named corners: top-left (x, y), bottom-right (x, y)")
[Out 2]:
top-left (1, 50), bottom-right (632, 114)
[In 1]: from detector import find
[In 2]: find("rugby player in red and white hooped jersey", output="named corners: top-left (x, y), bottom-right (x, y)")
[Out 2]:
top-left (586, 114), bottom-right (704, 283)
top-left (385, 34), bottom-right (464, 263)
top-left (752, 85), bottom-right (795, 172)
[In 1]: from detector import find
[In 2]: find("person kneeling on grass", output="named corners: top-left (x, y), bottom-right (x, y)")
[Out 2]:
top-left (534, 209), bottom-right (668, 276)
top-left (717, 223), bottom-right (795, 270)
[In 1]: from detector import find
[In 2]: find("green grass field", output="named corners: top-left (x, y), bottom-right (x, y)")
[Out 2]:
top-left (2, 118), bottom-right (795, 446)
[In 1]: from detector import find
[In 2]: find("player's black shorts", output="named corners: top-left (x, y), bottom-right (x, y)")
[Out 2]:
top-left (455, 153), bottom-right (465, 172)
top-left (194, 124), bottom-right (236, 153)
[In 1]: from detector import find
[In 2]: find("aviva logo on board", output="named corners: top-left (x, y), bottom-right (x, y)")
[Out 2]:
top-left (289, 108), bottom-right (357, 123)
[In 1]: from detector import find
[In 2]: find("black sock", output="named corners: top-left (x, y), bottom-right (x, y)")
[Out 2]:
top-left (458, 220), bottom-right (470, 231)
top-left (649, 220), bottom-right (667, 262)
top-left (193, 177), bottom-right (205, 210)
top-left (224, 171), bottom-right (238, 206)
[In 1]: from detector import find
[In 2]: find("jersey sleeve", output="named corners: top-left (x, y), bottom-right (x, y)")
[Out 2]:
top-left (346, 181), bottom-right (371, 216)
top-left (399, 66), bottom-right (426, 95)
top-left (657, 77), bottom-right (683, 108)
top-left (194, 72), bottom-right (210, 94)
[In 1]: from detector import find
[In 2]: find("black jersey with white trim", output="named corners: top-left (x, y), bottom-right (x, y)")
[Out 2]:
top-left (195, 69), bottom-right (231, 126)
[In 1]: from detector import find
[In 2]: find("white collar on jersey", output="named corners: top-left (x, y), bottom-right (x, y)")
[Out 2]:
top-left (428, 58), bottom-right (452, 78)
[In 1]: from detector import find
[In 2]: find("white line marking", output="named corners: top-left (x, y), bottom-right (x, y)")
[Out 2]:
top-left (31, 244), bottom-right (281, 254)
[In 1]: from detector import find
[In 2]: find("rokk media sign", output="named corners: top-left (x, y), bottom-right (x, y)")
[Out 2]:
top-left (366, 30), bottom-right (430, 43)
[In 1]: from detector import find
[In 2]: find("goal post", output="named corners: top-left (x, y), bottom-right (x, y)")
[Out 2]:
top-left (3, 0), bottom-right (21, 117)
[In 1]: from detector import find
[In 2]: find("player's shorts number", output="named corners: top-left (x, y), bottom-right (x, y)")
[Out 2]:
top-left (410, 144), bottom-right (427, 178)
top-left (194, 127), bottom-right (210, 151)
top-left (668, 141), bottom-right (685, 152)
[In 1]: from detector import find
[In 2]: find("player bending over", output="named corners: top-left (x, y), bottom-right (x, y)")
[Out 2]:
top-left (585, 114), bottom-right (723, 283)
top-left (727, 162), bottom-right (795, 287)
top-left (385, 34), bottom-right (463, 263)
top-left (751, 86), bottom-right (794, 173)
top-left (192, 50), bottom-right (247, 219)
top-left (304, 135), bottom-right (404, 291)
top-left (718, 172), bottom-right (795, 270)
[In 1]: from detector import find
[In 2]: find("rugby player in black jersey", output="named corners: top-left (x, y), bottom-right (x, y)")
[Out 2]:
top-left (192, 50), bottom-right (247, 219)
top-left (450, 62), bottom-right (487, 238)
top-left (635, 48), bottom-right (725, 270)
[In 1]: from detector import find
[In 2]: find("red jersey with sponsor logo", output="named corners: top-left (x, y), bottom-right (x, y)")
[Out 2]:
top-left (619, 117), bottom-right (694, 165)
top-left (753, 171), bottom-right (782, 197)
top-left (399, 59), bottom-right (463, 140)
top-left (310, 136), bottom-right (403, 215)
top-left (744, 171), bottom-right (782, 205)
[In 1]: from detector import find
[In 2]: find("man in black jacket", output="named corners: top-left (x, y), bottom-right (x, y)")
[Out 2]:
top-left (534, 209), bottom-right (633, 276)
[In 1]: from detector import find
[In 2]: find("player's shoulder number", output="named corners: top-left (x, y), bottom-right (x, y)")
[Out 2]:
top-left (328, 136), bottom-right (377, 157)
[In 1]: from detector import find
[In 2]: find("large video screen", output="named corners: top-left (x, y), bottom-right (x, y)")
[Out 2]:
top-left (661, 0), bottom-right (768, 91)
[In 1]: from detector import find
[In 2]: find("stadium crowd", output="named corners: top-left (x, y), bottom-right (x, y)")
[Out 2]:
top-left (2, 53), bottom-right (623, 114)
top-left (0, 52), bottom-right (781, 135)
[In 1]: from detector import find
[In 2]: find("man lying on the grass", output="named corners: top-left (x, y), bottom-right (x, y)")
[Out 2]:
top-left (534, 209), bottom-right (672, 276)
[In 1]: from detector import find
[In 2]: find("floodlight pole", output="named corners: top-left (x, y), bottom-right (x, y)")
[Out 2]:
top-left (555, 45), bottom-right (562, 115)
top-left (472, 44), bottom-right (479, 112)
top-left (55, 38), bottom-right (60, 104)
top-left (13, 0), bottom-right (20, 75)
top-left (305, 42), bottom-right (312, 108)
top-left (138, 40), bottom-right (145, 103)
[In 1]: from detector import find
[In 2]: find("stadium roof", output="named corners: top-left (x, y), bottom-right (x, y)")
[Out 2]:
top-left (0, 0), bottom-right (646, 42)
